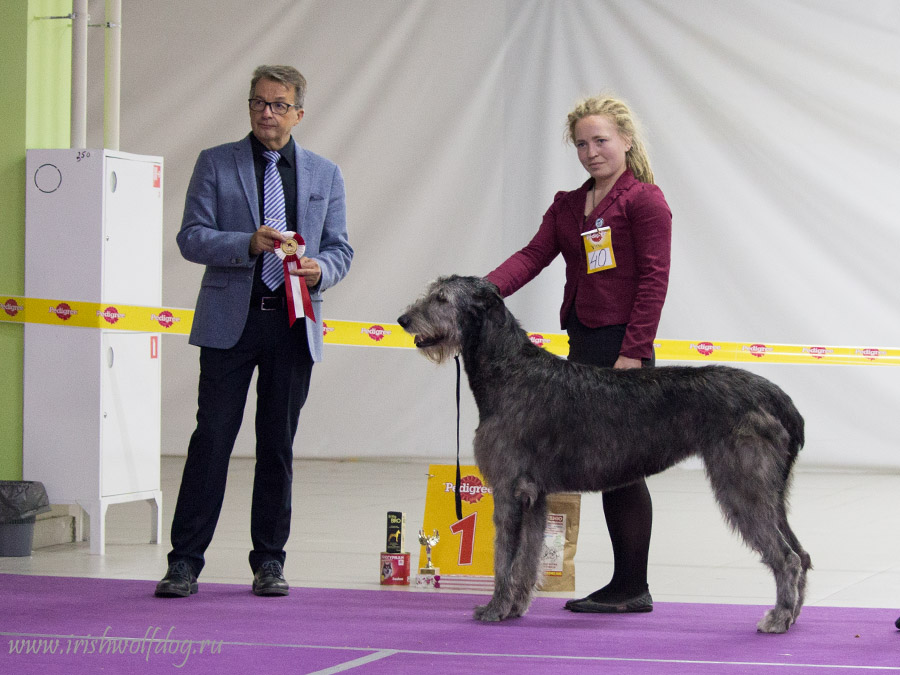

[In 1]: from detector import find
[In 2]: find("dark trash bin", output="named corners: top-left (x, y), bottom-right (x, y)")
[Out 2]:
top-left (0, 481), bottom-right (51, 556)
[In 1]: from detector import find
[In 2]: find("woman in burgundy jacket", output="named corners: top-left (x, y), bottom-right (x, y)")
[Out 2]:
top-left (485, 95), bottom-right (672, 614)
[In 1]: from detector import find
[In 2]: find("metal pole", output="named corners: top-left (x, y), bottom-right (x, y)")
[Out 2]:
top-left (70, 0), bottom-right (88, 149)
top-left (104, 0), bottom-right (122, 150)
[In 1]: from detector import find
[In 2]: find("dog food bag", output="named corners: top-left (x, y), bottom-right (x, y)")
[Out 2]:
top-left (540, 493), bottom-right (581, 591)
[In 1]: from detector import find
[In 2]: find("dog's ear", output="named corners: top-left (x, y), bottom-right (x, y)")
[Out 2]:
top-left (476, 278), bottom-right (503, 305)
top-left (481, 278), bottom-right (501, 295)
top-left (475, 278), bottom-right (513, 328)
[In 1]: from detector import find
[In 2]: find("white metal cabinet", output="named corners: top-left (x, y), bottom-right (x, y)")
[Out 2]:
top-left (23, 149), bottom-right (164, 554)
top-left (101, 332), bottom-right (161, 497)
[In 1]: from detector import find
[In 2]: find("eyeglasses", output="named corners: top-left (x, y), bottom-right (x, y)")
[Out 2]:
top-left (248, 98), bottom-right (300, 115)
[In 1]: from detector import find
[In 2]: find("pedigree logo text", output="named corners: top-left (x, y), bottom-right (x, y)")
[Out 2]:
top-left (803, 346), bottom-right (833, 360)
top-left (362, 325), bottom-right (390, 342)
top-left (690, 341), bottom-right (718, 357)
top-left (3, 299), bottom-right (24, 317)
top-left (444, 475), bottom-right (492, 504)
top-left (743, 344), bottom-right (772, 358)
top-left (152, 310), bottom-right (180, 329)
top-left (50, 302), bottom-right (77, 321)
top-left (528, 333), bottom-right (549, 348)
top-left (98, 307), bottom-right (125, 325)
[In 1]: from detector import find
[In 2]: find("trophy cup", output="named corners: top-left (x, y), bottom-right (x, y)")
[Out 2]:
top-left (416, 529), bottom-right (440, 587)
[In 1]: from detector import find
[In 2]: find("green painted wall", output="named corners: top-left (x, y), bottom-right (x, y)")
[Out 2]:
top-left (27, 0), bottom-right (73, 148)
top-left (0, 0), bottom-right (71, 480)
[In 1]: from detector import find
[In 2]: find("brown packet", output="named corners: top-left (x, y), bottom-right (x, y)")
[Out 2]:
top-left (539, 492), bottom-right (581, 591)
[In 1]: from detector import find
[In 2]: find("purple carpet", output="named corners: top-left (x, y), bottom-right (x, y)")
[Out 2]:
top-left (0, 574), bottom-right (897, 674)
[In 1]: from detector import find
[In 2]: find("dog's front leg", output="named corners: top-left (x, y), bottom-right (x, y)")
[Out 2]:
top-left (475, 484), bottom-right (546, 622)
top-left (507, 486), bottom-right (547, 616)
top-left (474, 488), bottom-right (522, 622)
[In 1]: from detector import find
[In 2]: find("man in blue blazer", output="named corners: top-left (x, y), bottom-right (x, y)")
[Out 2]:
top-left (156, 65), bottom-right (353, 598)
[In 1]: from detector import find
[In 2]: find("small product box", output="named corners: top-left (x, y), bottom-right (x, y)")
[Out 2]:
top-left (380, 552), bottom-right (410, 585)
top-left (380, 511), bottom-right (409, 585)
top-left (386, 511), bottom-right (405, 553)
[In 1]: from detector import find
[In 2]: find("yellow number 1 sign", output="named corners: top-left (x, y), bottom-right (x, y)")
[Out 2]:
top-left (420, 465), bottom-right (495, 584)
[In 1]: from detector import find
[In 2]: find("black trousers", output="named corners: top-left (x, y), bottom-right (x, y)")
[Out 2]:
top-left (566, 313), bottom-right (654, 596)
top-left (168, 304), bottom-right (313, 576)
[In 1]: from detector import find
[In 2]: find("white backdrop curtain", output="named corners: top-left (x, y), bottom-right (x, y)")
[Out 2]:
top-left (83, 0), bottom-right (900, 468)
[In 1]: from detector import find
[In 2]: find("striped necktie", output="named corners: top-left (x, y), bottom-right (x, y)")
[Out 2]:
top-left (261, 149), bottom-right (287, 291)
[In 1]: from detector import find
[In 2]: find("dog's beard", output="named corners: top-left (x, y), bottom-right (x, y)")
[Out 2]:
top-left (414, 337), bottom-right (457, 364)
top-left (399, 312), bottom-right (460, 364)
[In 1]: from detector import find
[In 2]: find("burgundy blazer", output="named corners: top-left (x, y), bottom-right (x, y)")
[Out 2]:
top-left (485, 170), bottom-right (671, 360)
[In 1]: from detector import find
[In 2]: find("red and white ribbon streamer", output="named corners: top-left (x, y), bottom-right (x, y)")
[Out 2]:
top-left (274, 232), bottom-right (316, 326)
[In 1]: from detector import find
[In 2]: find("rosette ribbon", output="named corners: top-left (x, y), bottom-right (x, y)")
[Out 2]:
top-left (274, 232), bottom-right (316, 326)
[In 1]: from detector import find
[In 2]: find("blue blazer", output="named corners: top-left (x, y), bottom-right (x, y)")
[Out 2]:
top-left (176, 135), bottom-right (353, 361)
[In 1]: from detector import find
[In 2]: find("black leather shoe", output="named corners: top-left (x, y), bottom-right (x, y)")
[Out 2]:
top-left (253, 560), bottom-right (289, 596)
top-left (895, 615), bottom-right (900, 630)
top-left (566, 590), bottom-right (653, 613)
top-left (155, 560), bottom-right (198, 598)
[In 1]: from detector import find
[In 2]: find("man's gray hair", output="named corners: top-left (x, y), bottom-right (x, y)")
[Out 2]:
top-left (250, 65), bottom-right (307, 108)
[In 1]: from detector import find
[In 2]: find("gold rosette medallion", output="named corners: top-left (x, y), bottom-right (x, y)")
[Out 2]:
top-left (280, 238), bottom-right (299, 256)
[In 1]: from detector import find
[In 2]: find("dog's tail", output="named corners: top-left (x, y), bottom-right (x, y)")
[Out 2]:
top-left (774, 387), bottom-right (805, 459)
top-left (781, 397), bottom-right (805, 458)
top-left (769, 385), bottom-right (806, 491)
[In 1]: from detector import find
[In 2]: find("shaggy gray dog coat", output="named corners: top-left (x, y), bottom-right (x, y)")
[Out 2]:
top-left (398, 275), bottom-right (811, 633)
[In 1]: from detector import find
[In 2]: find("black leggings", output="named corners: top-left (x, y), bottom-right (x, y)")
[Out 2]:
top-left (566, 313), bottom-right (653, 598)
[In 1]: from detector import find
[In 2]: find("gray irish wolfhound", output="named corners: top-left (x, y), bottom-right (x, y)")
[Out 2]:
top-left (398, 275), bottom-right (811, 633)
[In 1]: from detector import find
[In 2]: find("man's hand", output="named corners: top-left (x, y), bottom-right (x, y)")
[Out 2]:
top-left (289, 257), bottom-right (321, 288)
top-left (249, 226), bottom-right (287, 256)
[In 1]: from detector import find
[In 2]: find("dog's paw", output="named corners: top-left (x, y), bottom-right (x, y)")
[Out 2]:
top-left (757, 607), bottom-right (793, 634)
top-left (474, 602), bottom-right (508, 622)
top-left (508, 598), bottom-right (531, 618)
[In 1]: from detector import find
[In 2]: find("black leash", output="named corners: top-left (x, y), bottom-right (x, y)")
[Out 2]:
top-left (454, 355), bottom-right (463, 521)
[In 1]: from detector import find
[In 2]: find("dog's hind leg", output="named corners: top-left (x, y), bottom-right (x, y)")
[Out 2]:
top-left (705, 440), bottom-right (803, 633)
top-left (750, 524), bottom-right (803, 634)
top-left (718, 495), bottom-right (802, 632)
top-left (777, 503), bottom-right (812, 622)
top-left (475, 480), bottom-right (547, 621)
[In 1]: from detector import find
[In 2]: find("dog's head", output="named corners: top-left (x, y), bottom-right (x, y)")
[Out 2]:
top-left (397, 275), bottom-right (502, 364)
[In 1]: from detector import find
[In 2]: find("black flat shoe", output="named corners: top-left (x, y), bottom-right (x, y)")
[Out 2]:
top-left (895, 616), bottom-right (900, 629)
top-left (564, 594), bottom-right (587, 610)
top-left (566, 590), bottom-right (653, 614)
top-left (564, 588), bottom-right (639, 610)
top-left (155, 560), bottom-right (198, 598)
top-left (253, 560), bottom-right (289, 597)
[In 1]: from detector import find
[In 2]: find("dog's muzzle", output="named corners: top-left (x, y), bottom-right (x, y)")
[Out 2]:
top-left (413, 336), bottom-right (441, 349)
top-left (398, 313), bottom-right (441, 349)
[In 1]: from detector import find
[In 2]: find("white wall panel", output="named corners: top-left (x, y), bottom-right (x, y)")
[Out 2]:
top-left (83, 0), bottom-right (900, 468)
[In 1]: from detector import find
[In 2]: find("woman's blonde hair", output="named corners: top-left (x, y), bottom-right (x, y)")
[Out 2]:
top-left (566, 95), bottom-right (654, 184)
